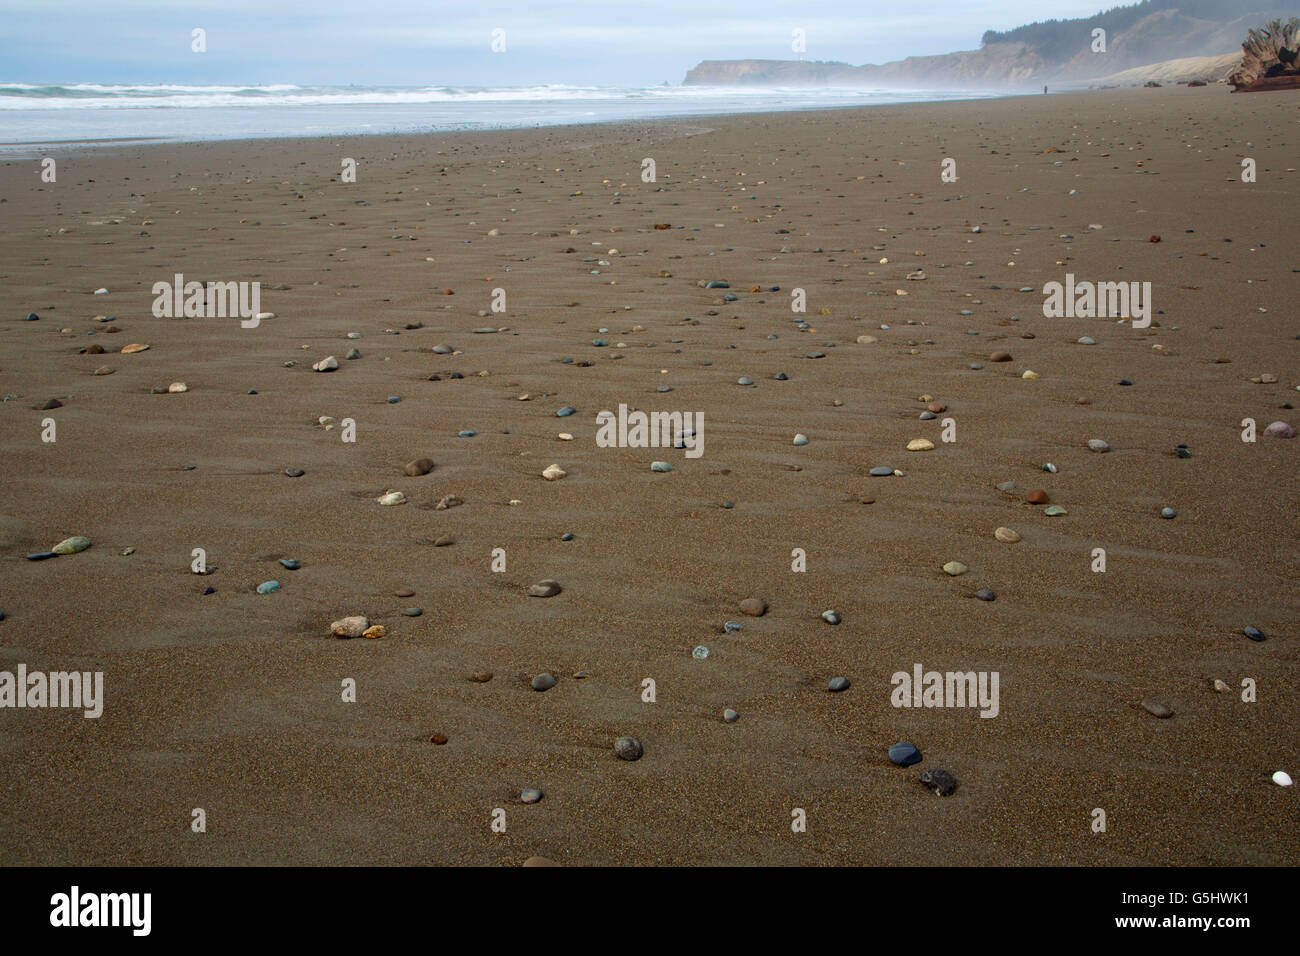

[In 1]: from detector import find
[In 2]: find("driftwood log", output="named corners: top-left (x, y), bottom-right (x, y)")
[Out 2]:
top-left (1229, 18), bottom-right (1300, 91)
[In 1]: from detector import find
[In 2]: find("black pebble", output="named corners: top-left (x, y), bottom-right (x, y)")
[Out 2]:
top-left (919, 768), bottom-right (958, 796)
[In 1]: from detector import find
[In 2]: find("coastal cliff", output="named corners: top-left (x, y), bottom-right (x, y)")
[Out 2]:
top-left (682, 3), bottom-right (1299, 87)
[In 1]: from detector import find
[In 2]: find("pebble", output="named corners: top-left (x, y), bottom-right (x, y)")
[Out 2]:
top-left (542, 463), bottom-right (567, 480)
top-left (1141, 699), bottom-right (1174, 718)
top-left (363, 625), bottom-right (385, 639)
top-left (556, 405), bottom-right (576, 417)
top-left (774, 372), bottom-right (788, 380)
top-left (26, 552), bottom-right (58, 561)
top-left (278, 558), bottom-right (300, 570)
top-left (434, 535), bottom-right (455, 547)
top-left (400, 607), bottom-right (422, 617)
top-left (52, 535), bottom-right (91, 554)
top-left (1274, 771), bottom-right (1294, 787)
top-left (1213, 679), bottom-right (1230, 693)
top-left (1026, 489), bottom-right (1049, 504)
top-left (614, 736), bottom-right (643, 761)
top-left (120, 343), bottom-right (149, 354)
top-left (737, 377), bottom-right (754, 386)
top-left (919, 411), bottom-right (936, 420)
top-left (1043, 505), bottom-right (1068, 516)
top-left (942, 561), bottom-right (968, 576)
top-left (377, 490), bottom-right (407, 506)
top-left (458, 430), bottom-right (476, 438)
top-left (40, 399), bottom-right (62, 410)
top-left (994, 527), bottom-right (1020, 543)
top-left (919, 768), bottom-right (958, 796)
top-left (330, 616), bottom-right (370, 638)
top-left (1041, 463), bottom-right (1057, 473)
top-left (827, 676), bottom-right (851, 692)
top-left (1264, 421), bottom-right (1296, 438)
top-left (989, 351), bottom-right (1011, 362)
top-left (975, 588), bottom-right (996, 601)
top-left (312, 355), bottom-right (339, 372)
top-left (740, 597), bottom-right (767, 617)
top-left (1243, 626), bottom-right (1266, 642)
top-left (1087, 439), bottom-right (1110, 453)
top-left (793, 433), bottom-right (809, 446)
top-left (1160, 507), bottom-right (1177, 519)
top-left (821, 610), bottom-right (841, 624)
top-left (869, 466), bottom-right (893, 477)
top-left (345, 348), bottom-right (361, 359)
top-left (284, 467), bottom-right (305, 477)
top-left (395, 588), bottom-right (415, 597)
top-left (856, 335), bottom-right (878, 344)
top-left (469, 669), bottom-right (493, 683)
top-left (560, 532), bottom-right (575, 542)
top-left (531, 673), bottom-right (557, 691)
top-left (723, 621), bottom-right (743, 633)
top-left (1176, 444), bottom-right (1192, 458)
top-left (907, 438), bottom-right (934, 451)
top-left (650, 461), bottom-right (673, 472)
top-left (692, 645), bottom-right (710, 659)
top-left (723, 708), bottom-right (739, 723)
top-left (889, 742), bottom-right (922, 766)
top-left (256, 581), bottom-right (280, 594)
top-left (428, 733), bottom-right (448, 745)
top-left (387, 396), bottom-right (401, 404)
top-left (521, 788), bottom-right (544, 804)
top-left (1077, 336), bottom-right (1096, 345)
top-left (404, 458), bottom-right (435, 476)
top-left (1021, 370), bottom-right (1040, 379)
top-left (528, 580), bottom-right (562, 598)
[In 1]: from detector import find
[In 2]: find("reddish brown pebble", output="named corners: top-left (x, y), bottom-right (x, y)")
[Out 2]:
top-left (522, 856), bottom-right (560, 866)
top-left (989, 351), bottom-right (1012, 362)
top-left (469, 670), bottom-right (493, 682)
top-left (1149, 235), bottom-right (1161, 243)
top-left (927, 402), bottom-right (946, 413)
top-left (859, 496), bottom-right (875, 504)
top-left (404, 458), bottom-right (435, 477)
top-left (429, 733), bottom-right (448, 745)
top-left (1027, 489), bottom-right (1049, 504)
top-left (395, 587), bottom-right (415, 597)
top-left (740, 597), bottom-right (768, 616)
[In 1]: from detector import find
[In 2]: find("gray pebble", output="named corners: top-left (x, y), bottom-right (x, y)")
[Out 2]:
top-left (827, 676), bottom-right (851, 692)
top-left (614, 736), bottom-right (643, 761)
top-left (521, 788), bottom-right (543, 804)
top-left (531, 673), bottom-right (557, 691)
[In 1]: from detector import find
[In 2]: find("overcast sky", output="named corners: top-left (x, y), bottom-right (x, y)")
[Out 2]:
top-left (3, 1), bottom-right (1111, 86)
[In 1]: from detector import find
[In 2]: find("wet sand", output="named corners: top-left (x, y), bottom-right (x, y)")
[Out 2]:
top-left (0, 85), bottom-right (1296, 865)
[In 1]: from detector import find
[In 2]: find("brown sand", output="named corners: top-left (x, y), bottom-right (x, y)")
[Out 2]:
top-left (0, 86), bottom-right (1296, 866)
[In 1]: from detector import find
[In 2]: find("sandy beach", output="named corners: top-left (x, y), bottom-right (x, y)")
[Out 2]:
top-left (0, 85), bottom-right (1296, 866)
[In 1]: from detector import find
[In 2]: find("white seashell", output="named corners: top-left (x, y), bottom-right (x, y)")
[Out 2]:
top-left (1274, 771), bottom-right (1293, 787)
top-left (377, 490), bottom-right (406, 506)
top-left (542, 464), bottom-right (566, 481)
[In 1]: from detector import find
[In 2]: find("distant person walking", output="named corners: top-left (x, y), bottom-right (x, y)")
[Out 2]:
top-left (1043, 85), bottom-right (1048, 94)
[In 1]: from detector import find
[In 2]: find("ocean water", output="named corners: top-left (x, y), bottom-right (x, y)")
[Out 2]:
top-left (0, 83), bottom-right (1009, 148)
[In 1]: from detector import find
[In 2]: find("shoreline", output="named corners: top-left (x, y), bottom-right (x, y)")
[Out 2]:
top-left (0, 86), bottom-right (1042, 156)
